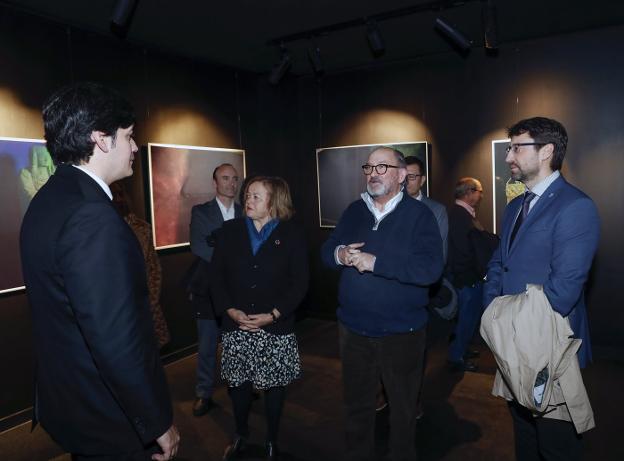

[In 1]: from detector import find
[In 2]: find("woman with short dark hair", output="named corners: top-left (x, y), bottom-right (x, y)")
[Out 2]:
top-left (210, 176), bottom-right (309, 461)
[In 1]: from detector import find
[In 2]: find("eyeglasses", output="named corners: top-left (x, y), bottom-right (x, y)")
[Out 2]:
top-left (506, 143), bottom-right (545, 154)
top-left (471, 188), bottom-right (483, 193)
top-left (361, 163), bottom-right (400, 175)
top-left (406, 174), bottom-right (424, 181)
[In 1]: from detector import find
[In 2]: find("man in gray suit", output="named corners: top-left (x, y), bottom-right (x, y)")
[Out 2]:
top-left (189, 163), bottom-right (242, 416)
top-left (405, 156), bottom-right (448, 262)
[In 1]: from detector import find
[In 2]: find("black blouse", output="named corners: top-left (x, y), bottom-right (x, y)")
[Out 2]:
top-left (210, 218), bottom-right (309, 335)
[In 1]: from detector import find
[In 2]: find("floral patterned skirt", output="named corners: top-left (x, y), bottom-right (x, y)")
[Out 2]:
top-left (221, 329), bottom-right (301, 389)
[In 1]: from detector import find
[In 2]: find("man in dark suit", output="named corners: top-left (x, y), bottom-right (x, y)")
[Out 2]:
top-left (20, 82), bottom-right (179, 461)
top-left (483, 117), bottom-right (599, 461)
top-left (405, 155), bottom-right (448, 262)
top-left (189, 163), bottom-right (242, 416)
top-left (447, 177), bottom-right (487, 372)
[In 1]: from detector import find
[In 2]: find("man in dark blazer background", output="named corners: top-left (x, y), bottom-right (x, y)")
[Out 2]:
top-left (20, 82), bottom-right (179, 461)
top-left (188, 163), bottom-right (242, 416)
top-left (404, 155), bottom-right (448, 262)
top-left (483, 117), bottom-right (600, 461)
top-left (447, 177), bottom-right (487, 372)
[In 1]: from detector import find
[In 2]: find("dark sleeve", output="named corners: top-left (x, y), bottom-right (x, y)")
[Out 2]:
top-left (56, 202), bottom-right (172, 444)
top-left (374, 205), bottom-right (444, 286)
top-left (209, 221), bottom-right (234, 316)
top-left (320, 206), bottom-right (352, 269)
top-left (483, 238), bottom-right (503, 309)
top-left (190, 205), bottom-right (219, 262)
top-left (274, 225), bottom-right (309, 318)
top-left (544, 198), bottom-right (600, 316)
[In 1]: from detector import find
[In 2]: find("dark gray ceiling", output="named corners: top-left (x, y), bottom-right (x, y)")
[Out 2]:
top-left (3, 0), bottom-right (624, 76)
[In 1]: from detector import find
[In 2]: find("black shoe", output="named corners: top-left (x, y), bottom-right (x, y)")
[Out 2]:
top-left (192, 397), bottom-right (214, 417)
top-left (464, 349), bottom-right (480, 360)
top-left (223, 437), bottom-right (247, 461)
top-left (447, 359), bottom-right (478, 373)
top-left (265, 441), bottom-right (279, 460)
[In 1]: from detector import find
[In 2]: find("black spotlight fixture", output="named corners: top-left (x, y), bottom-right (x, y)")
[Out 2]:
top-left (110, 0), bottom-right (138, 37)
top-left (434, 17), bottom-right (472, 53)
top-left (481, 0), bottom-right (499, 51)
top-left (366, 21), bottom-right (385, 58)
top-left (307, 43), bottom-right (325, 78)
top-left (268, 47), bottom-right (292, 85)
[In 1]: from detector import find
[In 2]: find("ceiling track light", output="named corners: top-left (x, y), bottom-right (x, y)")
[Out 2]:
top-left (481, 0), bottom-right (499, 51)
top-left (434, 17), bottom-right (473, 53)
top-left (268, 47), bottom-right (292, 85)
top-left (307, 43), bottom-right (325, 78)
top-left (366, 21), bottom-right (385, 58)
top-left (110, 0), bottom-right (139, 37)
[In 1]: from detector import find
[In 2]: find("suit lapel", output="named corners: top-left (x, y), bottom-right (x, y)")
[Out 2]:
top-left (57, 164), bottom-right (112, 203)
top-left (507, 177), bottom-right (565, 255)
top-left (208, 199), bottom-right (224, 225)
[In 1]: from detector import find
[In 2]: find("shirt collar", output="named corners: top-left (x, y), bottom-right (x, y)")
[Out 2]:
top-left (414, 191), bottom-right (423, 201)
top-left (527, 170), bottom-right (560, 198)
top-left (216, 196), bottom-right (234, 216)
top-left (72, 165), bottom-right (112, 200)
top-left (361, 189), bottom-right (403, 214)
top-left (455, 198), bottom-right (476, 218)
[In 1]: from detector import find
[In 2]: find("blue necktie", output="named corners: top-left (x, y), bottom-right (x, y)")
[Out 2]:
top-left (509, 192), bottom-right (536, 246)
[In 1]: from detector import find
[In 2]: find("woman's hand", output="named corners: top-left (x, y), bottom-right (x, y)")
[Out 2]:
top-left (243, 313), bottom-right (273, 332)
top-left (227, 308), bottom-right (252, 327)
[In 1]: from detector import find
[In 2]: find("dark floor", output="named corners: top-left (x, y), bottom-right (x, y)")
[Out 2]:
top-left (1, 316), bottom-right (623, 461)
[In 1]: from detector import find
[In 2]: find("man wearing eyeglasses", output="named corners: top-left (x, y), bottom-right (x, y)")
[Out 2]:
top-left (483, 117), bottom-right (599, 461)
top-left (405, 156), bottom-right (448, 261)
top-left (321, 147), bottom-right (443, 461)
top-left (446, 177), bottom-right (488, 372)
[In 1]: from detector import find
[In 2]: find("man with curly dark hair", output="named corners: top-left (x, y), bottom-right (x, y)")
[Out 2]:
top-left (21, 82), bottom-right (179, 461)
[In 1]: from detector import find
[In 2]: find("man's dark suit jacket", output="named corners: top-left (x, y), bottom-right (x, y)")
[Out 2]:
top-left (188, 198), bottom-right (242, 319)
top-left (210, 218), bottom-right (309, 335)
top-left (20, 164), bottom-right (172, 455)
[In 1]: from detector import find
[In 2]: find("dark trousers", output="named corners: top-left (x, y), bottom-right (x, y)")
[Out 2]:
top-left (196, 317), bottom-right (219, 398)
top-left (229, 381), bottom-right (286, 443)
top-left (509, 401), bottom-right (583, 461)
top-left (448, 282), bottom-right (483, 362)
top-left (339, 323), bottom-right (426, 461)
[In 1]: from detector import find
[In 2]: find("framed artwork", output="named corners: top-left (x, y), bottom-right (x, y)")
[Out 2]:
top-left (147, 143), bottom-right (246, 250)
top-left (0, 137), bottom-right (55, 294)
top-left (492, 139), bottom-right (525, 233)
top-left (316, 141), bottom-right (430, 227)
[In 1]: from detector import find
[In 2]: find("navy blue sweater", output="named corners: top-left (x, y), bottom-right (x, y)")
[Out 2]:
top-left (321, 195), bottom-right (444, 336)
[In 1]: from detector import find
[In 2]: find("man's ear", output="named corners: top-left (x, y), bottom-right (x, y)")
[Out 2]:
top-left (398, 168), bottom-right (408, 183)
top-left (90, 131), bottom-right (110, 153)
top-left (539, 143), bottom-right (554, 163)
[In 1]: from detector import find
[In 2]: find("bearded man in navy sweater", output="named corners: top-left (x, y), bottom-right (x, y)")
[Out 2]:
top-left (321, 147), bottom-right (444, 461)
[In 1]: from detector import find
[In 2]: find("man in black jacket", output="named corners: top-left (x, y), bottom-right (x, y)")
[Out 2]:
top-left (20, 82), bottom-right (179, 461)
top-left (447, 177), bottom-right (487, 372)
